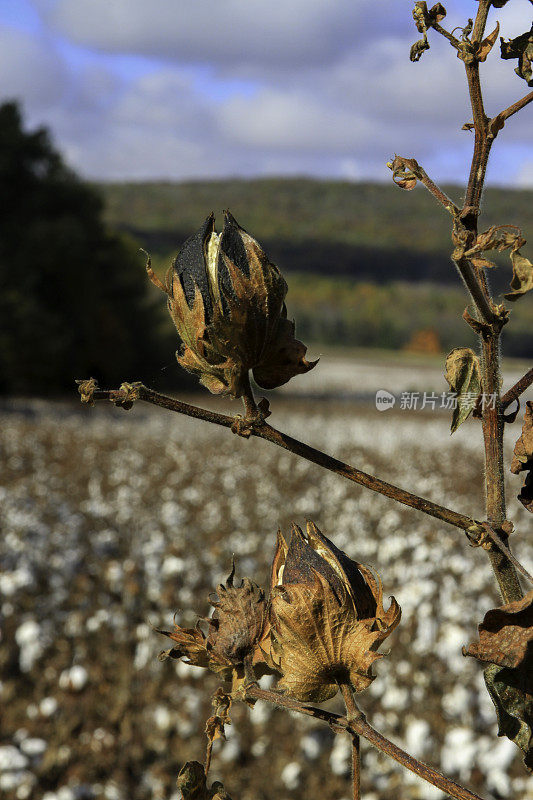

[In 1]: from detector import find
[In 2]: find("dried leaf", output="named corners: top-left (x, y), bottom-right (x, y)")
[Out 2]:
top-left (388, 156), bottom-right (421, 190)
top-left (467, 224), bottom-right (524, 255)
top-left (505, 248), bottom-right (533, 301)
top-left (464, 590), bottom-right (533, 669)
top-left (178, 761), bottom-right (234, 800)
top-left (510, 402), bottom-right (533, 512)
top-left (410, 37), bottom-right (430, 61)
top-left (465, 593), bottom-right (533, 771)
top-left (501, 26), bottom-right (533, 87)
top-left (462, 307), bottom-right (491, 335)
top-left (428, 3), bottom-right (447, 23)
top-left (445, 347), bottom-right (482, 433)
top-left (205, 716), bottom-right (226, 744)
top-left (511, 403), bottom-right (533, 474)
top-left (413, 1), bottom-right (428, 32)
top-left (478, 22), bottom-right (500, 62)
top-left (484, 663), bottom-right (533, 771)
top-left (471, 256), bottom-right (496, 270)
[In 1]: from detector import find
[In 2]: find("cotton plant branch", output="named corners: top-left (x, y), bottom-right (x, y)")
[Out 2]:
top-left (242, 685), bottom-right (487, 800)
top-left (76, 379), bottom-right (533, 585)
top-left (501, 366), bottom-right (533, 410)
top-left (395, 0), bottom-right (533, 605)
top-left (77, 378), bottom-right (478, 533)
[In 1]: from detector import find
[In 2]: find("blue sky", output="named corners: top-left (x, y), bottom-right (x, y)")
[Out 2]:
top-left (1, 0), bottom-right (531, 185)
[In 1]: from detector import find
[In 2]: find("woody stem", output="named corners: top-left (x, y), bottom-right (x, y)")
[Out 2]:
top-left (240, 372), bottom-right (258, 418)
top-left (243, 686), bottom-right (486, 800)
top-left (79, 381), bottom-right (478, 534)
top-left (340, 684), bottom-right (361, 800)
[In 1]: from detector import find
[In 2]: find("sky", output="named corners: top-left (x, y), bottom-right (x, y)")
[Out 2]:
top-left (0, 0), bottom-right (532, 185)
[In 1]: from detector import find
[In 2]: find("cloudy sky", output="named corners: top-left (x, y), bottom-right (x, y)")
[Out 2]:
top-left (1, 0), bottom-right (532, 185)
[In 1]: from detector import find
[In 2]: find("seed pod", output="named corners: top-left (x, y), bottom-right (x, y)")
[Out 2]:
top-left (207, 567), bottom-right (268, 667)
top-left (156, 564), bottom-right (269, 681)
top-left (269, 522), bottom-right (401, 702)
top-left (147, 211), bottom-right (316, 397)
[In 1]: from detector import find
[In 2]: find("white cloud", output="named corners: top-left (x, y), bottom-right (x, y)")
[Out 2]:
top-left (0, 24), bottom-right (65, 109)
top-left (38, 0), bottom-right (409, 68)
top-left (0, 0), bottom-right (530, 183)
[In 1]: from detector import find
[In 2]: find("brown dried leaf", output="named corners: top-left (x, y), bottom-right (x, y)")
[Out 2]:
top-left (445, 347), bottom-right (482, 433)
top-left (410, 37), bottom-right (430, 62)
top-left (511, 402), bottom-right (533, 474)
top-left (510, 402), bottom-right (533, 512)
top-left (177, 761), bottom-right (234, 800)
top-left (478, 22), bottom-right (500, 61)
top-left (464, 590), bottom-right (533, 669)
top-left (428, 3), bottom-right (447, 23)
top-left (505, 248), bottom-right (533, 301)
top-left (468, 225), bottom-right (524, 255)
top-left (205, 716), bottom-right (226, 744)
top-left (462, 307), bottom-right (491, 335)
top-left (465, 592), bottom-right (533, 771)
top-left (501, 26), bottom-right (533, 87)
top-left (484, 663), bottom-right (533, 772)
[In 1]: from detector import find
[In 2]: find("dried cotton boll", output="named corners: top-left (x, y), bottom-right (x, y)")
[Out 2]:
top-left (147, 211), bottom-right (316, 398)
top-left (268, 521), bottom-right (401, 702)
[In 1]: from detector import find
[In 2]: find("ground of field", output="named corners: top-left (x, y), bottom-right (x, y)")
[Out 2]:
top-left (1, 373), bottom-right (532, 800)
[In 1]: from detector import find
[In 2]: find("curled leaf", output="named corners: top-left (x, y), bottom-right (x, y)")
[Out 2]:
top-left (388, 156), bottom-right (421, 190)
top-left (478, 22), bottom-right (500, 62)
top-left (178, 761), bottom-right (233, 800)
top-left (465, 592), bottom-right (533, 771)
top-left (464, 590), bottom-right (533, 669)
top-left (505, 248), bottom-right (533, 301)
top-left (484, 663), bottom-right (533, 772)
top-left (410, 37), bottom-right (430, 61)
top-left (466, 224), bottom-right (524, 256)
top-left (444, 347), bottom-right (482, 433)
top-left (510, 402), bottom-right (533, 512)
top-left (501, 26), bottom-right (533, 87)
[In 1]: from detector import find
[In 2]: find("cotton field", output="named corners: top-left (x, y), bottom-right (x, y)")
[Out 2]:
top-left (1, 385), bottom-right (532, 800)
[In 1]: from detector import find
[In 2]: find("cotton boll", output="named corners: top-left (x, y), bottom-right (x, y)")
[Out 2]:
top-left (280, 761), bottom-right (302, 790)
top-left (329, 736), bottom-right (352, 777)
top-left (59, 665), bottom-right (88, 692)
top-left (404, 719), bottom-right (431, 759)
top-left (0, 746), bottom-right (29, 771)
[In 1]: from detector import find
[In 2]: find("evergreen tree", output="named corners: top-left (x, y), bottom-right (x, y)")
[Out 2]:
top-left (0, 101), bottom-right (175, 395)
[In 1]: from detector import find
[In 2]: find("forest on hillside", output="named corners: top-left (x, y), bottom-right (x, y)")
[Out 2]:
top-left (100, 178), bottom-right (533, 288)
top-left (99, 179), bottom-right (533, 360)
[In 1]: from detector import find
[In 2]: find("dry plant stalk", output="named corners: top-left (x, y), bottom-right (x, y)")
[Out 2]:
top-left (77, 1), bottom-right (533, 798)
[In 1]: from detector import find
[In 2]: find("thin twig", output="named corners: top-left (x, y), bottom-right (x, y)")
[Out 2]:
top-left (243, 686), bottom-right (487, 800)
top-left (452, 255), bottom-right (497, 324)
top-left (205, 740), bottom-right (213, 777)
top-left (340, 685), bottom-right (361, 800)
top-left (431, 22), bottom-right (461, 49)
top-left (78, 380), bottom-right (480, 535)
top-left (492, 91), bottom-right (533, 130)
top-left (501, 367), bottom-right (533, 410)
top-left (392, 155), bottom-right (459, 215)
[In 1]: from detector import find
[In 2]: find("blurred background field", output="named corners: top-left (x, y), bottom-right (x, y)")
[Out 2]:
top-left (1, 101), bottom-right (532, 397)
top-left (1, 391), bottom-right (533, 800)
top-left (1, 102), bottom-right (533, 800)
